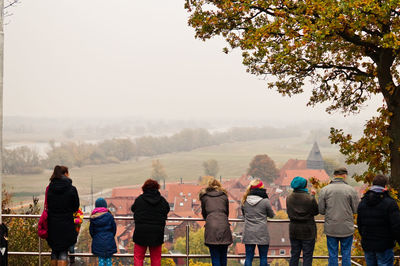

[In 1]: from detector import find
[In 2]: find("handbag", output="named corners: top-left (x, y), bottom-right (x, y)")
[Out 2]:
top-left (38, 186), bottom-right (49, 239)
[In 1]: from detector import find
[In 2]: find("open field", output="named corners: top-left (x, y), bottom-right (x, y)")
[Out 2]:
top-left (4, 137), bottom-right (340, 205)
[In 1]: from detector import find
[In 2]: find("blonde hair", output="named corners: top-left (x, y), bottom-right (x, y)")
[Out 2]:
top-left (199, 178), bottom-right (227, 198)
top-left (241, 179), bottom-right (263, 205)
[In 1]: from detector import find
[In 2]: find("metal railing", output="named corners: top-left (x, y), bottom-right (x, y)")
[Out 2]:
top-left (0, 214), bottom-right (375, 266)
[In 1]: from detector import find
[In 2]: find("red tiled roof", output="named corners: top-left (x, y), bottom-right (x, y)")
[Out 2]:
top-left (106, 197), bottom-right (135, 216)
top-left (161, 183), bottom-right (202, 204)
top-left (279, 159), bottom-right (307, 173)
top-left (235, 243), bottom-right (246, 255)
top-left (275, 169), bottom-right (330, 187)
top-left (111, 186), bottom-right (142, 197)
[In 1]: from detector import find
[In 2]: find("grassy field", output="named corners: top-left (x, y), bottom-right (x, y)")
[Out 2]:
top-left (4, 137), bottom-right (340, 205)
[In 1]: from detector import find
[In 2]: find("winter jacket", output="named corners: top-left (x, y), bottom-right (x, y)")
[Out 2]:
top-left (47, 176), bottom-right (80, 251)
top-left (357, 190), bottom-right (400, 252)
top-left (287, 191), bottom-right (319, 240)
top-left (131, 189), bottom-right (170, 246)
top-left (89, 208), bottom-right (117, 257)
top-left (200, 188), bottom-right (233, 246)
top-left (318, 178), bottom-right (359, 237)
top-left (242, 188), bottom-right (275, 245)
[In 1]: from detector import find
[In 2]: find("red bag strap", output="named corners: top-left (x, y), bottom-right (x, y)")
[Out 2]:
top-left (44, 186), bottom-right (49, 210)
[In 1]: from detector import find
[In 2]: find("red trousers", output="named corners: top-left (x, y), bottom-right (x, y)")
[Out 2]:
top-left (133, 244), bottom-right (162, 266)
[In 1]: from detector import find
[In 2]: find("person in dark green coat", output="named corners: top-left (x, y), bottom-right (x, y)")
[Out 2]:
top-left (286, 176), bottom-right (318, 266)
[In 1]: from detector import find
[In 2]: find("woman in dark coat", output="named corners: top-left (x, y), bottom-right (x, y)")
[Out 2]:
top-left (286, 176), bottom-right (319, 266)
top-left (200, 178), bottom-right (232, 266)
top-left (131, 179), bottom-right (170, 266)
top-left (47, 165), bottom-right (79, 266)
top-left (90, 197), bottom-right (117, 266)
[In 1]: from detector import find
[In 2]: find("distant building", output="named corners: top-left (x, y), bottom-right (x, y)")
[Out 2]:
top-left (306, 141), bottom-right (325, 169)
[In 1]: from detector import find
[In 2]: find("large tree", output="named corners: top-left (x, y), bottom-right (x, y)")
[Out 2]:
top-left (185, 0), bottom-right (400, 188)
top-left (202, 159), bottom-right (219, 177)
top-left (247, 154), bottom-right (279, 183)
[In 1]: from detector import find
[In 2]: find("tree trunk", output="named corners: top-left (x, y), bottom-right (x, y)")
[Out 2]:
top-left (388, 103), bottom-right (400, 190)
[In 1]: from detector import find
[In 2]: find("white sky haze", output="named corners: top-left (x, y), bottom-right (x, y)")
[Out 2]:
top-left (3, 0), bottom-right (382, 125)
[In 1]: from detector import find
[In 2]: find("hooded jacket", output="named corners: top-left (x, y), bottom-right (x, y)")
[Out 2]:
top-left (89, 208), bottom-right (117, 257)
top-left (47, 176), bottom-right (79, 251)
top-left (357, 190), bottom-right (400, 252)
top-left (200, 188), bottom-right (233, 245)
top-left (242, 189), bottom-right (275, 245)
top-left (131, 189), bottom-right (170, 246)
top-left (286, 191), bottom-right (319, 240)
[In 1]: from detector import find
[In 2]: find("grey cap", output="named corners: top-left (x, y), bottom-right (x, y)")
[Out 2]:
top-left (333, 167), bottom-right (348, 176)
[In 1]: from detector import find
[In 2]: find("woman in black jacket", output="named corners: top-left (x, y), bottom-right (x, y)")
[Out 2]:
top-left (47, 165), bottom-right (80, 266)
top-left (131, 179), bottom-right (170, 266)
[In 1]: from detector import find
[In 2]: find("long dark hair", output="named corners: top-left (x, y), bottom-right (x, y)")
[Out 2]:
top-left (50, 165), bottom-right (69, 181)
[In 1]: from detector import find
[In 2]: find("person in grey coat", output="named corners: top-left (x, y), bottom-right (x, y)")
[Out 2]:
top-left (318, 167), bottom-right (359, 266)
top-left (286, 176), bottom-right (319, 266)
top-left (241, 179), bottom-right (275, 266)
top-left (200, 178), bottom-right (233, 266)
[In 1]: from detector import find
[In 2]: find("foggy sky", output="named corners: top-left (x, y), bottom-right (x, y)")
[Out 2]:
top-left (4, 0), bottom-right (382, 124)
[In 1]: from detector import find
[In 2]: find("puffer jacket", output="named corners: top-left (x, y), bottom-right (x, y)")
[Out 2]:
top-left (89, 208), bottom-right (117, 257)
top-left (357, 190), bottom-right (400, 252)
top-left (242, 188), bottom-right (275, 245)
top-left (287, 191), bottom-right (319, 240)
top-left (318, 178), bottom-right (359, 237)
top-left (200, 188), bottom-right (233, 246)
top-left (131, 189), bottom-right (170, 246)
top-left (47, 176), bottom-right (79, 251)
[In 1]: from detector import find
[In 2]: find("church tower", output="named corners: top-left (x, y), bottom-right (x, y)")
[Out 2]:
top-left (306, 142), bottom-right (324, 169)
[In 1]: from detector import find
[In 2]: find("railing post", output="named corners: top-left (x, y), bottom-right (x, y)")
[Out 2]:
top-left (186, 223), bottom-right (190, 266)
top-left (38, 236), bottom-right (42, 266)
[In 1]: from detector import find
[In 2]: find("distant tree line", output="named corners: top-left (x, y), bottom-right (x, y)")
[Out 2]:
top-left (3, 126), bottom-right (296, 175)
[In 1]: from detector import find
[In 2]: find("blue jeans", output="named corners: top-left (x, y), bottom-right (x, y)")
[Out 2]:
top-left (326, 235), bottom-right (353, 266)
top-left (364, 249), bottom-right (394, 266)
top-left (245, 244), bottom-right (269, 266)
top-left (208, 245), bottom-right (228, 266)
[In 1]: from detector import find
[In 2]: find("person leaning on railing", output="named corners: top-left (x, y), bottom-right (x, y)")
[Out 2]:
top-left (131, 179), bottom-right (170, 266)
top-left (357, 174), bottom-right (400, 266)
top-left (241, 179), bottom-right (275, 266)
top-left (318, 167), bottom-right (359, 266)
top-left (200, 178), bottom-right (233, 266)
top-left (46, 165), bottom-right (80, 266)
top-left (286, 176), bottom-right (319, 266)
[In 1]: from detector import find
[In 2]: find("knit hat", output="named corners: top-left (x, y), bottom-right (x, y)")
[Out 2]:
top-left (95, 197), bottom-right (107, 208)
top-left (290, 176), bottom-right (308, 193)
top-left (250, 180), bottom-right (264, 189)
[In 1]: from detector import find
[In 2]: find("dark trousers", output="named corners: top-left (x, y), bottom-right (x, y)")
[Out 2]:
top-left (208, 244), bottom-right (228, 266)
top-left (289, 238), bottom-right (315, 266)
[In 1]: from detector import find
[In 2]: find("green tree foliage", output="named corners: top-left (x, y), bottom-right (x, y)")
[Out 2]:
top-left (185, 0), bottom-right (400, 189)
top-left (151, 159), bottom-right (168, 182)
top-left (174, 228), bottom-right (210, 264)
top-left (247, 154), bottom-right (279, 183)
top-left (202, 159), bottom-right (219, 177)
top-left (2, 191), bottom-right (51, 265)
top-left (7, 126), bottom-right (298, 174)
top-left (3, 146), bottom-right (43, 174)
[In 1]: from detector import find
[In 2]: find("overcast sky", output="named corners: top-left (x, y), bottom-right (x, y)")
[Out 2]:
top-left (3, 0), bottom-right (382, 125)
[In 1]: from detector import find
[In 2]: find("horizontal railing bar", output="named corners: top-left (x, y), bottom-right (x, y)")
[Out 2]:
top-left (8, 251), bottom-right (376, 259)
top-left (1, 214), bottom-right (326, 223)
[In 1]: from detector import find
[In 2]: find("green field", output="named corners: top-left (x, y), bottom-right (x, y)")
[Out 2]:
top-left (4, 137), bottom-right (340, 205)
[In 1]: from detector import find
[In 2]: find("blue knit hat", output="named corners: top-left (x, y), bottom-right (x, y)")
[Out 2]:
top-left (290, 176), bottom-right (308, 193)
top-left (95, 197), bottom-right (107, 208)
